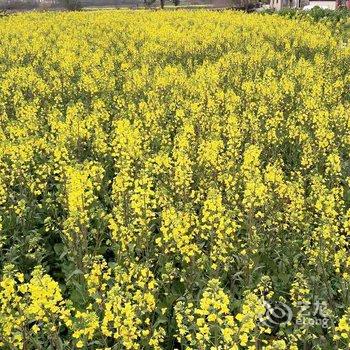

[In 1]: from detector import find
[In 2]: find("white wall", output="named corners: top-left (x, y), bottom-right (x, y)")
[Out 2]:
top-left (270, 0), bottom-right (283, 10)
top-left (308, 0), bottom-right (336, 9)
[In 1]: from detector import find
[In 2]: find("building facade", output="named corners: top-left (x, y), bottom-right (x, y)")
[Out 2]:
top-left (271, 0), bottom-right (350, 9)
top-left (270, 0), bottom-right (303, 10)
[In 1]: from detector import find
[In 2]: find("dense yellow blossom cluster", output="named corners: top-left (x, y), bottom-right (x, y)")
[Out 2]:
top-left (0, 9), bottom-right (350, 349)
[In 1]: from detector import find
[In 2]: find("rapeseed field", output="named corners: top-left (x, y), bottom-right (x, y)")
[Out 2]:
top-left (0, 10), bottom-right (350, 349)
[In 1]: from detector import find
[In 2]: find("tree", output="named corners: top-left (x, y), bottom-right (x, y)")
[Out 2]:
top-left (144, 0), bottom-right (172, 9)
top-left (231, 0), bottom-right (256, 10)
top-left (144, 0), bottom-right (180, 8)
top-left (61, 0), bottom-right (82, 10)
